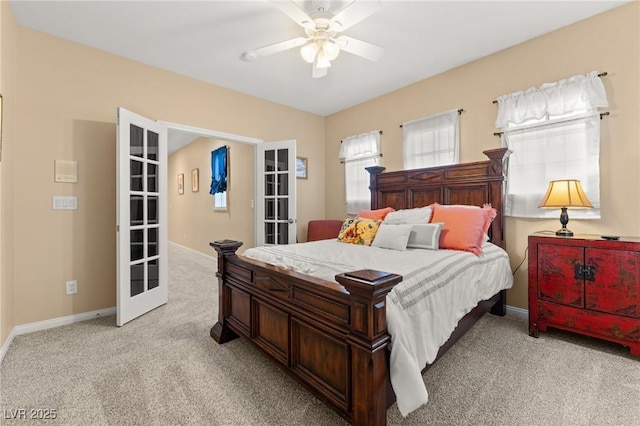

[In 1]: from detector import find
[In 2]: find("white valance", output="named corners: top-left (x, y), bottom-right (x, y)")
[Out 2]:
top-left (495, 71), bottom-right (608, 128)
top-left (338, 130), bottom-right (381, 161)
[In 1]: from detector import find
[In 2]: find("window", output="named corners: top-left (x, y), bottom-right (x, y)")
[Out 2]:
top-left (210, 146), bottom-right (228, 210)
top-left (496, 71), bottom-right (608, 218)
top-left (339, 130), bottom-right (381, 215)
top-left (214, 191), bottom-right (227, 211)
top-left (402, 109), bottom-right (460, 170)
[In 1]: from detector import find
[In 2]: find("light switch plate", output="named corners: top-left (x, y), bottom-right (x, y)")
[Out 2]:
top-left (52, 196), bottom-right (78, 210)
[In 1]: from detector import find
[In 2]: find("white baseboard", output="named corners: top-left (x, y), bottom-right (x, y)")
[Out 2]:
top-left (0, 327), bottom-right (18, 364)
top-left (506, 305), bottom-right (528, 321)
top-left (0, 307), bottom-right (116, 364)
top-left (169, 241), bottom-right (216, 261)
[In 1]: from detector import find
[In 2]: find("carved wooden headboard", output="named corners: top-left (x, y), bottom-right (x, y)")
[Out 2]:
top-left (366, 148), bottom-right (510, 248)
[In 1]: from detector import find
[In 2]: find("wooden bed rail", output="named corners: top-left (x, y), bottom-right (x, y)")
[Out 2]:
top-left (210, 240), bottom-right (402, 425)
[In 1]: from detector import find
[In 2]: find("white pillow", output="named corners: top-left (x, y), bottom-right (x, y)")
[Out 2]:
top-left (407, 223), bottom-right (444, 250)
top-left (383, 206), bottom-right (433, 225)
top-left (372, 224), bottom-right (413, 251)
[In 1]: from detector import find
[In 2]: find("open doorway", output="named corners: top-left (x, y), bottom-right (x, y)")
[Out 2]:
top-left (162, 121), bottom-right (262, 257)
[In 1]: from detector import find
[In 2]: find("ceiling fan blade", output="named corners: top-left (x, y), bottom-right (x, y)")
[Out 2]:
top-left (271, 0), bottom-right (316, 30)
top-left (335, 36), bottom-right (383, 61)
top-left (312, 61), bottom-right (328, 79)
top-left (330, 0), bottom-right (381, 32)
top-left (255, 37), bottom-right (309, 56)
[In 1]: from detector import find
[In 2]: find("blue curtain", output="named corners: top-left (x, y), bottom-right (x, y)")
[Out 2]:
top-left (210, 146), bottom-right (227, 195)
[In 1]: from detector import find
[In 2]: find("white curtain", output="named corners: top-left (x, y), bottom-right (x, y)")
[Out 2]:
top-left (496, 70), bottom-right (608, 127)
top-left (503, 115), bottom-right (601, 218)
top-left (497, 71), bottom-right (608, 218)
top-left (402, 109), bottom-right (459, 170)
top-left (339, 130), bottom-right (381, 215)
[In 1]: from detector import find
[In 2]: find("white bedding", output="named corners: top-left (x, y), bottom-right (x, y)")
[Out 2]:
top-left (243, 240), bottom-right (513, 416)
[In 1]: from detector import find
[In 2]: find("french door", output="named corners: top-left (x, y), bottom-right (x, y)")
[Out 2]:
top-left (256, 140), bottom-right (297, 246)
top-left (116, 108), bottom-right (168, 326)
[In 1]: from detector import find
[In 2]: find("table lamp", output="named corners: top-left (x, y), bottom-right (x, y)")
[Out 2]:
top-left (538, 179), bottom-right (593, 237)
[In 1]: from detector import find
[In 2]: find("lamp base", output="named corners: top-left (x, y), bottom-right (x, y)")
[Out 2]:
top-left (556, 227), bottom-right (574, 237)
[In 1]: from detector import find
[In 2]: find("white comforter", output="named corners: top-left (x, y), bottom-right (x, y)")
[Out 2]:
top-left (243, 240), bottom-right (513, 416)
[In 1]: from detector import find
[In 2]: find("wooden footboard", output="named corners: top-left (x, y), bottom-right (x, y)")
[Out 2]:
top-left (211, 239), bottom-right (402, 425)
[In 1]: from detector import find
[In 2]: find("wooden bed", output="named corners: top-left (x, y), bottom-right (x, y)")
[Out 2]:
top-left (210, 148), bottom-right (510, 425)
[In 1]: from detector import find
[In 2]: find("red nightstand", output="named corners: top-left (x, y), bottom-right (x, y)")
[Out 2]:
top-left (528, 233), bottom-right (640, 356)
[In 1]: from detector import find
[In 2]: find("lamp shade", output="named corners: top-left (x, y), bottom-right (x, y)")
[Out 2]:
top-left (538, 179), bottom-right (593, 209)
top-left (538, 179), bottom-right (593, 237)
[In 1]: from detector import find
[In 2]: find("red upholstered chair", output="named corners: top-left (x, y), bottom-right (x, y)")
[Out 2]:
top-left (306, 220), bottom-right (344, 242)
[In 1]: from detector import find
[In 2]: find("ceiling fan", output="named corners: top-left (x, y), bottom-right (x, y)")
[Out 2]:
top-left (247, 0), bottom-right (384, 78)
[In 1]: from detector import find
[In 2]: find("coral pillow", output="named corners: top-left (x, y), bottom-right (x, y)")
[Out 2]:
top-left (430, 203), bottom-right (497, 255)
top-left (337, 218), bottom-right (381, 246)
top-left (356, 207), bottom-right (395, 221)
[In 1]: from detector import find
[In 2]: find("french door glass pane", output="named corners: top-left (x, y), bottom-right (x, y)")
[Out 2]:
top-left (265, 175), bottom-right (275, 196)
top-left (278, 174), bottom-right (288, 195)
top-left (265, 150), bottom-right (275, 172)
top-left (147, 131), bottom-right (158, 161)
top-left (277, 149), bottom-right (288, 171)
top-left (277, 223), bottom-right (288, 244)
top-left (148, 259), bottom-right (159, 290)
top-left (148, 197), bottom-right (158, 224)
top-left (130, 263), bottom-right (144, 297)
top-left (130, 124), bottom-right (144, 158)
top-left (265, 223), bottom-right (275, 244)
top-left (148, 228), bottom-right (158, 257)
top-left (278, 198), bottom-right (288, 221)
top-left (130, 160), bottom-right (143, 191)
top-left (131, 230), bottom-right (144, 261)
top-left (265, 199), bottom-right (275, 220)
top-left (147, 163), bottom-right (157, 193)
top-left (130, 196), bottom-right (144, 226)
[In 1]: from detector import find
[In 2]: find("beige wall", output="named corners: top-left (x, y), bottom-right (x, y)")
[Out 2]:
top-left (1, 0), bottom-right (17, 349)
top-left (325, 2), bottom-right (640, 310)
top-left (5, 25), bottom-right (324, 331)
top-left (168, 138), bottom-right (256, 255)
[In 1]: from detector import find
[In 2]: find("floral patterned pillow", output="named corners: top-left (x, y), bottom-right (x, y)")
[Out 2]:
top-left (337, 218), bottom-right (381, 246)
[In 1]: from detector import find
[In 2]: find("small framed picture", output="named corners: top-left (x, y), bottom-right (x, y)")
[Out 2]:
top-left (191, 168), bottom-right (199, 192)
top-left (296, 156), bottom-right (308, 180)
top-left (178, 173), bottom-right (184, 195)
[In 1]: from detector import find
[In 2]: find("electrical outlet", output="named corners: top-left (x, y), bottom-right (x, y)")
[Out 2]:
top-left (66, 280), bottom-right (78, 295)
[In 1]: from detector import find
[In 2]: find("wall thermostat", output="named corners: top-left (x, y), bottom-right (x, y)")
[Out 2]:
top-left (54, 160), bottom-right (78, 183)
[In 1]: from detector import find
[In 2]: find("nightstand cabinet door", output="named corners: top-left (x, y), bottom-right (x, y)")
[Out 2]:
top-left (586, 248), bottom-right (640, 318)
top-left (538, 244), bottom-right (584, 308)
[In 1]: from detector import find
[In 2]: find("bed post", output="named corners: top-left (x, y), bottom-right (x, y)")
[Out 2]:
top-left (336, 270), bottom-right (402, 426)
top-left (209, 239), bottom-right (242, 344)
top-left (482, 147), bottom-right (510, 250)
top-left (482, 148), bottom-right (510, 317)
top-left (365, 165), bottom-right (386, 209)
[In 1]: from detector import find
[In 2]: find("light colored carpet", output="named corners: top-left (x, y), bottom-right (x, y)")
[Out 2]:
top-left (1, 243), bottom-right (639, 425)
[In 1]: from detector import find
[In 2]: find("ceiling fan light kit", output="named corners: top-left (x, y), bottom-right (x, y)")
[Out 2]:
top-left (251, 0), bottom-right (384, 78)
